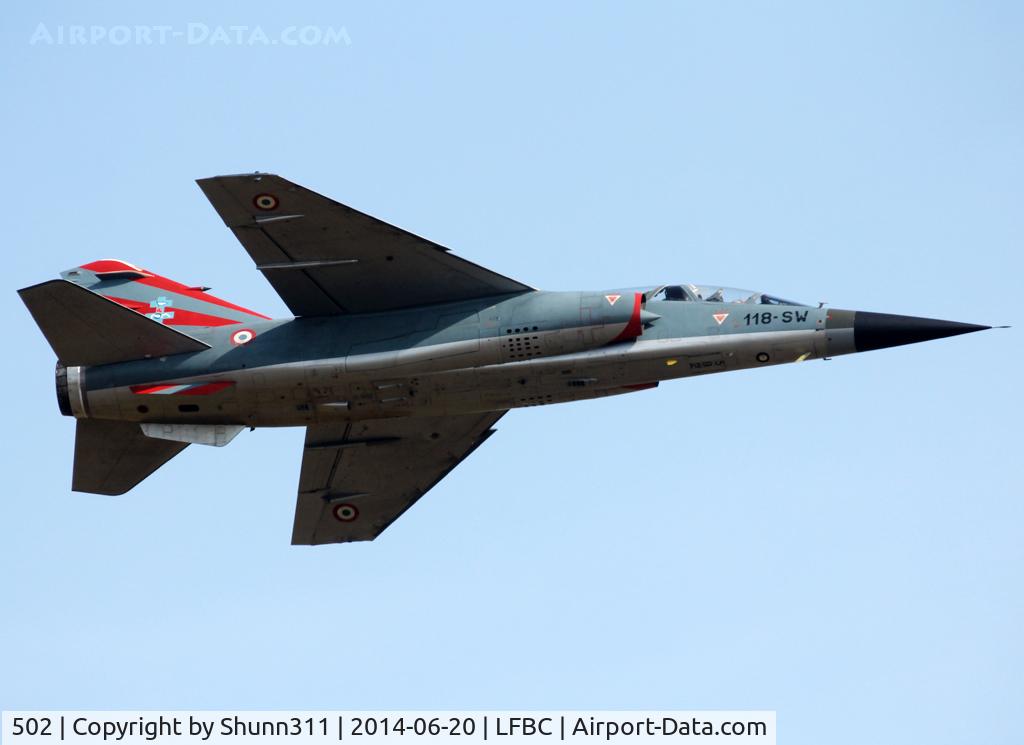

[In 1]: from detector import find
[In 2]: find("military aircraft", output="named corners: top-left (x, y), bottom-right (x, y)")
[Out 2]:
top-left (18, 174), bottom-right (992, 544)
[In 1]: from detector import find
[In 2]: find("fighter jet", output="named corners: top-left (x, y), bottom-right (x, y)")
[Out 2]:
top-left (18, 174), bottom-right (992, 544)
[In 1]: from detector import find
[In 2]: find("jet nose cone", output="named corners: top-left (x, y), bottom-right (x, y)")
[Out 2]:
top-left (854, 311), bottom-right (990, 352)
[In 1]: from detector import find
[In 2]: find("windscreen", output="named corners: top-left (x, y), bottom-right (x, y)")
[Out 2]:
top-left (648, 284), bottom-right (808, 306)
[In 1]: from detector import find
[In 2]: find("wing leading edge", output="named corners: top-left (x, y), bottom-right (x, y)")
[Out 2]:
top-left (291, 411), bottom-right (506, 545)
top-left (196, 173), bottom-right (532, 316)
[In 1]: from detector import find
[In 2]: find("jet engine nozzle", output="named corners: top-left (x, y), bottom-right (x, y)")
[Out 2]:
top-left (55, 362), bottom-right (72, 416)
top-left (54, 363), bottom-right (87, 418)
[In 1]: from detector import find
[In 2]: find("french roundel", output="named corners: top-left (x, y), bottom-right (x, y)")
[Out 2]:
top-left (333, 504), bottom-right (359, 522)
top-left (253, 193), bottom-right (278, 211)
top-left (231, 328), bottom-right (255, 346)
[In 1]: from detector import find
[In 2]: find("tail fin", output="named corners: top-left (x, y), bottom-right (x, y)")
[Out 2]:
top-left (73, 419), bottom-right (187, 495)
top-left (61, 259), bottom-right (269, 330)
top-left (18, 280), bottom-right (210, 366)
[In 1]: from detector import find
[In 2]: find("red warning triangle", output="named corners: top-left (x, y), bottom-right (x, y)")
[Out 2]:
top-left (605, 294), bottom-right (621, 306)
top-left (713, 312), bottom-right (729, 325)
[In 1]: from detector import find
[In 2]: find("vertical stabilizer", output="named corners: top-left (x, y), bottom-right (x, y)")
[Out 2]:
top-left (61, 259), bottom-right (270, 330)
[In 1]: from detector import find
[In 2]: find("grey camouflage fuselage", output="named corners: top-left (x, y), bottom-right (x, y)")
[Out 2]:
top-left (65, 287), bottom-right (965, 427)
top-left (21, 173), bottom-right (992, 544)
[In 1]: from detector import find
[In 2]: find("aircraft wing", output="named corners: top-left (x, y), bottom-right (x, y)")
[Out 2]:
top-left (196, 174), bottom-right (532, 316)
top-left (291, 411), bottom-right (506, 545)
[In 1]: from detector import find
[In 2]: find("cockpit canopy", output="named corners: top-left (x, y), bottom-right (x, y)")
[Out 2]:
top-left (648, 284), bottom-right (809, 306)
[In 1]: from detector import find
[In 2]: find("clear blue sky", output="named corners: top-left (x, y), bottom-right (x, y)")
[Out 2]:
top-left (2, 3), bottom-right (1021, 743)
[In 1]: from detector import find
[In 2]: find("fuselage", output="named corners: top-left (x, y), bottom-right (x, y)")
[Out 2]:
top-left (21, 172), bottom-right (993, 539)
top-left (63, 288), bottom-right (845, 427)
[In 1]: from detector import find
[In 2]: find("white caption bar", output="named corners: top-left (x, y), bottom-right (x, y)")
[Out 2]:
top-left (3, 712), bottom-right (774, 745)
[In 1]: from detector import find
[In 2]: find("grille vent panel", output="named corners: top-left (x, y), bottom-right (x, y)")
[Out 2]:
top-left (502, 326), bottom-right (543, 360)
top-left (517, 393), bottom-right (554, 407)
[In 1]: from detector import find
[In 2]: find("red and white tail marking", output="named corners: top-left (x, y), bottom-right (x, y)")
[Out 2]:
top-left (130, 381), bottom-right (235, 395)
top-left (69, 259), bottom-right (270, 328)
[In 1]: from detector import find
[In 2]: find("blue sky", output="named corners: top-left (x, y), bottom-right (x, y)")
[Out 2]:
top-left (2, 2), bottom-right (1021, 743)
